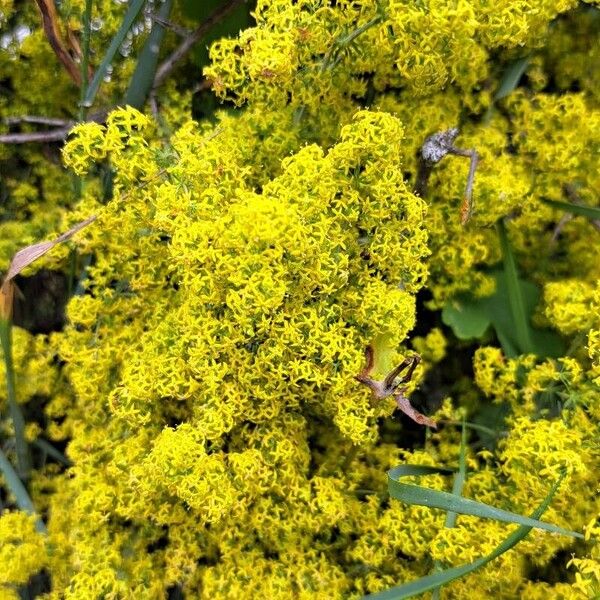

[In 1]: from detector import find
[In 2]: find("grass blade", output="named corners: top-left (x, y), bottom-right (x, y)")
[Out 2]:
top-left (124, 0), bottom-right (174, 109)
top-left (0, 319), bottom-right (31, 479)
top-left (368, 472), bottom-right (568, 599)
top-left (432, 422), bottom-right (468, 599)
top-left (388, 464), bottom-right (582, 538)
top-left (33, 438), bottom-right (72, 467)
top-left (445, 421), bottom-right (467, 529)
top-left (497, 219), bottom-right (534, 354)
top-left (542, 197), bottom-right (600, 221)
top-left (83, 0), bottom-right (147, 108)
top-left (494, 56), bottom-right (530, 101)
top-left (0, 448), bottom-right (46, 533)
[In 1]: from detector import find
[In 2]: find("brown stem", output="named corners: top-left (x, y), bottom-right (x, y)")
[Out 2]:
top-left (0, 128), bottom-right (72, 144)
top-left (152, 0), bottom-right (247, 90)
top-left (35, 0), bottom-right (82, 86)
top-left (3, 116), bottom-right (73, 127)
top-left (414, 128), bottom-right (479, 224)
top-left (151, 15), bottom-right (191, 37)
top-left (450, 147), bottom-right (479, 224)
top-left (0, 110), bottom-right (108, 145)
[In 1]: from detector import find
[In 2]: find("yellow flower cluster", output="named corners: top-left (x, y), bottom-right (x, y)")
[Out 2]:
top-left (0, 512), bottom-right (46, 598)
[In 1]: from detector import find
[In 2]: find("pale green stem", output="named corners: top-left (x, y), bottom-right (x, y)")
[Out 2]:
top-left (0, 447), bottom-right (46, 533)
top-left (0, 319), bottom-right (31, 479)
top-left (79, 0), bottom-right (94, 122)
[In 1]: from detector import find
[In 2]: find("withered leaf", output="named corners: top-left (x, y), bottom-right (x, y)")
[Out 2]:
top-left (0, 216), bottom-right (96, 320)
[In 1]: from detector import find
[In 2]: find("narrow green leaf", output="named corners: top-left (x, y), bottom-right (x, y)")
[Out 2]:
top-left (432, 422), bottom-right (468, 599)
top-left (33, 438), bottom-right (72, 467)
top-left (541, 198), bottom-right (600, 221)
top-left (124, 0), bottom-right (174, 109)
top-left (497, 220), bottom-right (534, 354)
top-left (0, 448), bottom-right (46, 533)
top-left (367, 473), bottom-right (568, 599)
top-left (445, 421), bottom-right (467, 529)
top-left (0, 319), bottom-right (31, 478)
top-left (388, 465), bottom-right (582, 538)
top-left (83, 0), bottom-right (147, 108)
top-left (494, 56), bottom-right (530, 101)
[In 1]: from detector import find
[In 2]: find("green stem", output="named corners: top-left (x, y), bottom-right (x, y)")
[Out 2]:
top-left (74, 0), bottom-right (94, 199)
top-left (33, 438), bottom-right (72, 467)
top-left (340, 444), bottom-right (360, 473)
top-left (0, 448), bottom-right (46, 533)
top-left (79, 0), bottom-right (94, 122)
top-left (295, 11), bottom-right (384, 124)
top-left (438, 419), bottom-right (506, 438)
top-left (0, 319), bottom-right (31, 480)
top-left (432, 422), bottom-right (468, 599)
top-left (336, 14), bottom-right (383, 47)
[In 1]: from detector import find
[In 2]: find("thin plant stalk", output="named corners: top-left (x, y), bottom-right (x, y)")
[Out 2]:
top-left (79, 0), bottom-right (93, 122)
top-left (0, 319), bottom-right (31, 479)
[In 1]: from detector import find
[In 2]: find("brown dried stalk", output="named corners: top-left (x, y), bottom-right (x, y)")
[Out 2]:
top-left (152, 0), bottom-right (246, 90)
top-left (415, 127), bottom-right (480, 225)
top-left (356, 346), bottom-right (436, 428)
top-left (35, 0), bottom-right (82, 86)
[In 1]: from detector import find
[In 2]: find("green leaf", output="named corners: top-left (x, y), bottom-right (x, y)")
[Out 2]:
top-left (441, 232), bottom-right (565, 361)
top-left (444, 422), bottom-right (467, 529)
top-left (432, 422), bottom-right (468, 599)
top-left (497, 219), bottom-right (534, 354)
top-left (78, 0), bottom-right (93, 121)
top-left (366, 472), bottom-right (578, 600)
top-left (441, 298), bottom-right (490, 340)
top-left (124, 0), bottom-right (174, 109)
top-left (83, 0), bottom-right (147, 108)
top-left (0, 319), bottom-right (31, 478)
top-left (33, 438), bottom-right (72, 467)
top-left (0, 449), bottom-right (46, 533)
top-left (494, 56), bottom-right (530, 101)
top-left (541, 198), bottom-right (600, 221)
top-left (387, 465), bottom-right (582, 537)
top-left (441, 272), bottom-right (564, 358)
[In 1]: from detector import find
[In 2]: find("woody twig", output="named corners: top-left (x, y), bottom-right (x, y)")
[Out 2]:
top-left (356, 346), bottom-right (436, 428)
top-left (415, 127), bottom-right (480, 225)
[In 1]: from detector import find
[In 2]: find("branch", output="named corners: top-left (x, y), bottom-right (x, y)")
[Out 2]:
top-left (0, 110), bottom-right (108, 145)
top-left (0, 128), bottom-right (72, 144)
top-left (152, 0), bottom-right (246, 90)
top-left (3, 116), bottom-right (74, 127)
top-left (151, 14), bottom-right (191, 38)
top-left (34, 0), bottom-right (82, 86)
top-left (415, 128), bottom-right (480, 225)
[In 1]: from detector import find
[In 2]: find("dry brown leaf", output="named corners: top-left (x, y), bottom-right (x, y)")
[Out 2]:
top-left (35, 0), bottom-right (82, 86)
top-left (0, 216), bottom-right (96, 320)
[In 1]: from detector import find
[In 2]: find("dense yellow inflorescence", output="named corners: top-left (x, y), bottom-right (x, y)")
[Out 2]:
top-left (1, 0), bottom-right (600, 598)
